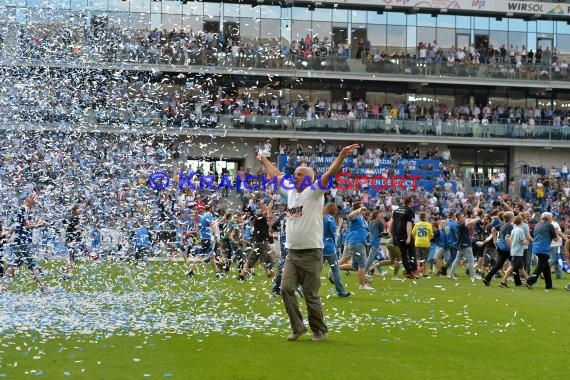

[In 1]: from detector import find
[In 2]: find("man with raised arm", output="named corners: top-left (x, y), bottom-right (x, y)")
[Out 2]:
top-left (256, 143), bottom-right (359, 342)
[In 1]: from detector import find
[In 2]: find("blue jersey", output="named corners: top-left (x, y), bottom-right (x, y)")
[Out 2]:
top-left (444, 219), bottom-right (458, 249)
top-left (199, 213), bottom-right (213, 240)
top-left (347, 214), bottom-right (368, 245)
top-left (13, 207), bottom-right (32, 246)
top-left (91, 229), bottom-right (101, 249)
top-left (134, 226), bottom-right (151, 248)
top-left (323, 214), bottom-right (337, 257)
top-left (496, 223), bottom-right (513, 251)
top-left (368, 219), bottom-right (384, 246)
top-left (532, 222), bottom-right (557, 255)
top-left (243, 222), bottom-right (252, 241)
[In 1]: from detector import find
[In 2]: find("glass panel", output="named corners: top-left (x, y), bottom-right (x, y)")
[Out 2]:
top-left (456, 34), bottom-right (469, 51)
top-left (437, 14), bottom-right (455, 28)
top-left (240, 16), bottom-right (259, 42)
top-left (131, 12), bottom-right (150, 29)
top-left (151, 12), bottom-right (161, 29)
top-left (162, 14), bottom-right (182, 30)
top-left (27, 0), bottom-right (48, 6)
top-left (368, 24), bottom-right (386, 49)
top-left (367, 11), bottom-right (386, 24)
top-left (417, 13), bottom-right (432, 27)
top-left (311, 8), bottom-right (331, 22)
top-left (15, 7), bottom-right (26, 23)
top-left (2, 0), bottom-right (25, 5)
top-left (351, 9), bottom-right (366, 24)
top-left (474, 16), bottom-right (488, 31)
top-left (417, 27), bottom-right (436, 49)
top-left (291, 20), bottom-right (311, 43)
top-left (490, 31), bottom-right (508, 51)
top-left (387, 25), bottom-right (405, 54)
top-left (509, 32), bottom-right (526, 52)
top-left (69, 0), bottom-right (86, 9)
top-left (182, 2), bottom-right (202, 17)
top-left (386, 11), bottom-right (405, 26)
top-left (89, 0), bottom-right (107, 11)
top-left (490, 17), bottom-right (507, 31)
top-left (108, 11), bottom-right (129, 28)
top-left (108, 0), bottom-right (129, 12)
top-left (527, 32), bottom-right (536, 52)
top-left (240, 4), bottom-right (259, 18)
top-left (163, 1), bottom-right (182, 15)
top-left (456, 16), bottom-right (471, 30)
top-left (557, 21), bottom-right (570, 34)
top-left (281, 18), bottom-right (291, 45)
top-left (537, 20), bottom-right (553, 34)
top-left (223, 3), bottom-right (240, 19)
top-left (203, 2), bottom-right (220, 17)
top-left (260, 18), bottom-right (280, 42)
top-left (508, 18), bottom-right (526, 32)
top-left (150, 1), bottom-right (161, 14)
top-left (182, 14), bottom-right (202, 32)
top-left (406, 14), bottom-right (416, 26)
top-left (407, 26), bottom-right (416, 56)
top-left (260, 5), bottom-right (280, 19)
top-left (437, 28), bottom-right (454, 50)
top-left (313, 20), bottom-right (332, 45)
top-left (131, 0), bottom-right (150, 13)
top-left (557, 34), bottom-right (570, 61)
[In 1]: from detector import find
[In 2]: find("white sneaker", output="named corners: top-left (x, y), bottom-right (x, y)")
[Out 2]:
top-left (359, 284), bottom-right (374, 290)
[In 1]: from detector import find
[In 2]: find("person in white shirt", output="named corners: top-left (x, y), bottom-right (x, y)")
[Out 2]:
top-left (256, 143), bottom-right (359, 342)
top-left (548, 218), bottom-right (567, 279)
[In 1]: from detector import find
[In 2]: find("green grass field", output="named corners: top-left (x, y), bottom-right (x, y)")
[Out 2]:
top-left (1, 260), bottom-right (569, 379)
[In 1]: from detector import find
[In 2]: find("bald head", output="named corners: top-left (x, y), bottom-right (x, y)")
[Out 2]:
top-left (295, 166), bottom-right (314, 181)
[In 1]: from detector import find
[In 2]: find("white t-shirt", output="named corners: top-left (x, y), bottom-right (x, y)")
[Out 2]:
top-left (550, 221), bottom-right (562, 248)
top-left (281, 179), bottom-right (324, 249)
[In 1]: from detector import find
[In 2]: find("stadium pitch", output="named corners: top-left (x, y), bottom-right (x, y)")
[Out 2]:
top-left (0, 260), bottom-right (569, 379)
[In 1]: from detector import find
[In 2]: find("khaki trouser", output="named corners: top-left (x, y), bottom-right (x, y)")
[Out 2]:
top-left (281, 248), bottom-right (327, 334)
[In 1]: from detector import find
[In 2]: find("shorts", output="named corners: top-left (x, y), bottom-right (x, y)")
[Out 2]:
top-left (472, 242), bottom-right (485, 258)
top-left (386, 240), bottom-right (402, 262)
top-left (68, 241), bottom-right (81, 263)
top-left (346, 243), bottom-right (367, 270)
top-left (135, 246), bottom-right (151, 261)
top-left (9, 245), bottom-right (38, 270)
top-left (199, 238), bottom-right (213, 256)
top-left (483, 245), bottom-right (497, 266)
top-left (510, 256), bottom-right (524, 271)
top-left (415, 247), bottom-right (429, 261)
top-left (247, 241), bottom-right (272, 268)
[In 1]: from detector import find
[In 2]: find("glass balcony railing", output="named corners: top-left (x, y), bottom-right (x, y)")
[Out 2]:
top-left (1, 40), bottom-right (569, 84)
top-left (217, 115), bottom-right (570, 140)
top-left (7, 107), bottom-right (566, 142)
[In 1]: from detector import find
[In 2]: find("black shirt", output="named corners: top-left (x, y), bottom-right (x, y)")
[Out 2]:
top-left (391, 206), bottom-right (414, 241)
top-left (457, 222), bottom-right (471, 248)
top-left (253, 214), bottom-right (270, 243)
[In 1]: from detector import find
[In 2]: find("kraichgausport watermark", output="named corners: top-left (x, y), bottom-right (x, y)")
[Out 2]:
top-left (147, 172), bottom-right (422, 192)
